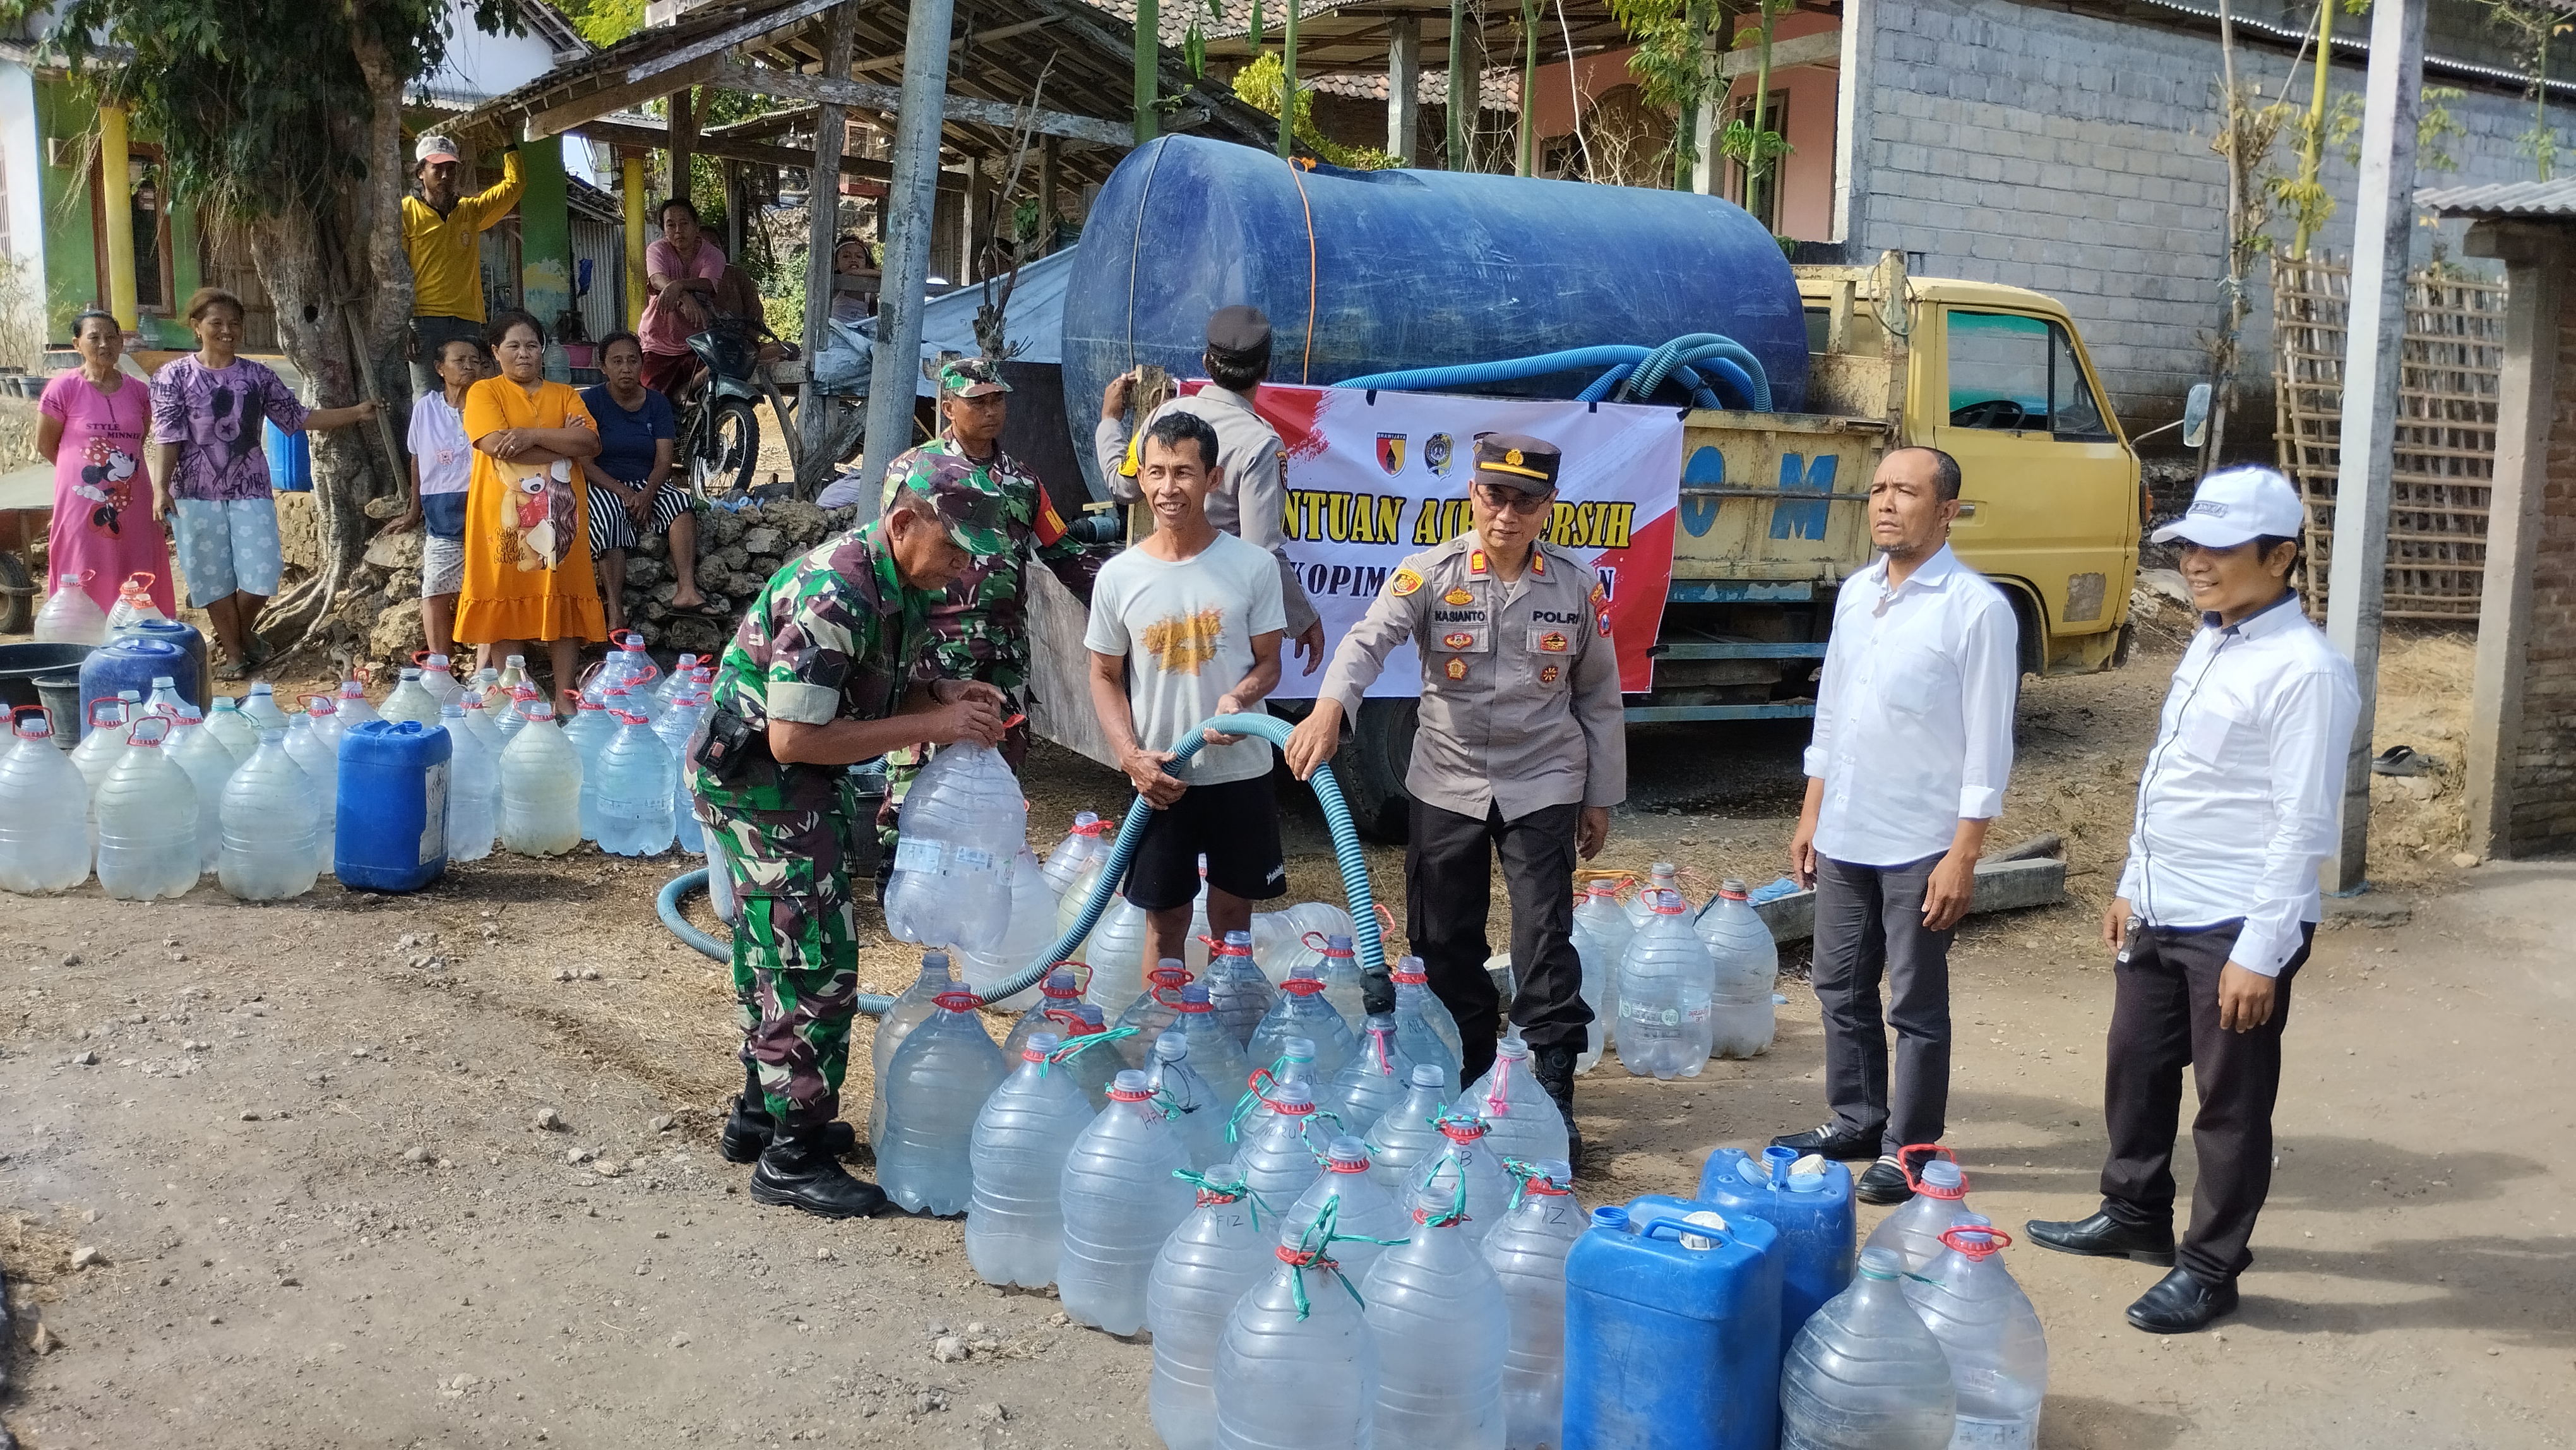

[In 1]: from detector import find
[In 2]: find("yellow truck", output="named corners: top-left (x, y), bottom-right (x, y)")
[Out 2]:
top-left (1030, 254), bottom-right (2146, 838)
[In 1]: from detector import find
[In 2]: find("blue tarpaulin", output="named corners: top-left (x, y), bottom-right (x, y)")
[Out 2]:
top-left (811, 244), bottom-right (1077, 397)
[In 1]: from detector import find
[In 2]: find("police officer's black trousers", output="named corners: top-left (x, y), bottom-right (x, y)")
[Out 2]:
top-left (1406, 798), bottom-right (1593, 1084)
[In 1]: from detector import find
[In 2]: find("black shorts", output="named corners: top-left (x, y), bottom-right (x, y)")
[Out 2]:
top-left (1121, 774), bottom-right (1287, 911)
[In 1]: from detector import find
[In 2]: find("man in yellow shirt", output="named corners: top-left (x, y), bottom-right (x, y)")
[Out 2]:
top-left (402, 133), bottom-right (523, 393)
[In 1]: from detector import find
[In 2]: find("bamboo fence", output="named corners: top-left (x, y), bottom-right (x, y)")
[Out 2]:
top-left (2271, 253), bottom-right (2506, 622)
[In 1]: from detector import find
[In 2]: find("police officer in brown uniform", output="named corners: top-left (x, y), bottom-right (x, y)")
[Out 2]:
top-left (1284, 434), bottom-right (1626, 1165)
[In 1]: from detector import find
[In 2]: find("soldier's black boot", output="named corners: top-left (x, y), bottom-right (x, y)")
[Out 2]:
top-left (1530, 1043), bottom-right (1584, 1175)
top-left (749, 1127), bottom-right (888, 1219)
top-left (723, 1067), bottom-right (857, 1164)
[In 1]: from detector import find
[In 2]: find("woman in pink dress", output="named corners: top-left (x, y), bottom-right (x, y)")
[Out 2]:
top-left (639, 196), bottom-right (729, 402)
top-left (35, 309), bottom-right (174, 618)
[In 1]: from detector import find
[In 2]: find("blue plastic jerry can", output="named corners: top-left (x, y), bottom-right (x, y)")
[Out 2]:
top-left (1696, 1145), bottom-right (1858, 1363)
top-left (1563, 1194), bottom-right (1784, 1450)
top-left (335, 720), bottom-right (451, 890)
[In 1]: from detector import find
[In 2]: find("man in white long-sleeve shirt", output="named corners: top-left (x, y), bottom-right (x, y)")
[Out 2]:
top-left (2029, 465), bottom-right (2359, 1336)
top-left (1772, 446), bottom-right (2018, 1206)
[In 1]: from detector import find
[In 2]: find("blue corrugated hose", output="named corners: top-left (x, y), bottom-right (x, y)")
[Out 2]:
top-left (658, 712), bottom-right (1385, 1017)
top-left (1339, 334), bottom-right (1770, 413)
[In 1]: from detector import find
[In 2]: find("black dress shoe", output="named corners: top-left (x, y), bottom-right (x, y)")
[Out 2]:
top-left (2025, 1211), bottom-right (2178, 1267)
top-left (2126, 1266), bottom-right (2238, 1333)
top-left (1770, 1122), bottom-right (1880, 1161)
top-left (749, 1132), bottom-right (890, 1219)
top-left (722, 1097), bottom-right (859, 1165)
top-left (1856, 1157), bottom-right (1913, 1206)
top-left (1529, 1043), bottom-right (1583, 1175)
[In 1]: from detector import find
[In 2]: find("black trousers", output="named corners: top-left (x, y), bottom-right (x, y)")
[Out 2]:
top-left (1407, 798), bottom-right (1591, 1083)
top-left (1810, 852), bottom-right (1955, 1156)
top-left (2099, 919), bottom-right (2310, 1285)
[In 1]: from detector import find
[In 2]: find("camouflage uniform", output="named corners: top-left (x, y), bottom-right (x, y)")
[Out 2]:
top-left (692, 522), bottom-right (941, 1131)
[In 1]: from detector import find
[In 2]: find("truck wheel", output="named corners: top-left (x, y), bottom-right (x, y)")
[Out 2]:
top-left (1338, 698), bottom-right (1418, 844)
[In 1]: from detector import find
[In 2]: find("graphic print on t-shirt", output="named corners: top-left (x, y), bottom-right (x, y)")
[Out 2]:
top-left (1139, 606), bottom-right (1225, 675)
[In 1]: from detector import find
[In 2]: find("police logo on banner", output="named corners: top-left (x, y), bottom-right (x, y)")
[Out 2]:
top-left (1424, 433), bottom-right (1455, 476)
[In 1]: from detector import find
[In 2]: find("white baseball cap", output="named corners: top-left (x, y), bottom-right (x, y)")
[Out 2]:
top-left (414, 133), bottom-right (462, 166)
top-left (2150, 465), bottom-right (2305, 548)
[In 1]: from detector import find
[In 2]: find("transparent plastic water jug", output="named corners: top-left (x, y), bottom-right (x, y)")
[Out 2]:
top-left (201, 696), bottom-right (259, 763)
top-left (93, 716), bottom-right (199, 900)
top-left (1145, 1031), bottom-right (1232, 1171)
top-left (1363, 1178), bottom-right (1511, 1449)
top-left (1058, 1005), bottom-right (1125, 1111)
top-left (597, 631), bottom-right (660, 717)
top-left (1863, 1151), bottom-right (1977, 1274)
top-left (1041, 810), bottom-right (1109, 896)
top-left (33, 572), bottom-right (108, 646)
top-left (283, 714), bottom-right (338, 875)
top-left (1001, 968), bottom-right (1090, 1062)
top-left (883, 741), bottom-right (1027, 956)
top-left (495, 654), bottom-right (527, 697)
top-left (333, 678), bottom-right (382, 730)
top-left (1615, 890), bottom-right (1715, 1079)
top-left (439, 703), bottom-right (499, 865)
top-left (0, 708), bottom-right (92, 892)
top-left (1250, 964), bottom-right (1356, 1082)
top-left (497, 700), bottom-right (583, 856)
top-left (104, 572), bottom-right (169, 634)
top-left (142, 675), bottom-right (187, 719)
top-left (1248, 908), bottom-right (1308, 983)
top-left (653, 690), bottom-right (707, 856)
top-left (1058, 1069), bottom-right (1196, 1335)
top-left (878, 990), bottom-right (1009, 1216)
top-left (1148, 1163), bottom-right (1273, 1450)
top-left (1391, 955), bottom-right (1466, 1089)
top-left (1233, 1073), bottom-right (1328, 1211)
top-left (562, 694), bottom-right (616, 841)
top-left (1570, 881), bottom-right (1632, 1074)
top-left (301, 694), bottom-right (344, 755)
top-left (650, 652), bottom-right (700, 713)
top-left (1284, 1137), bottom-right (1411, 1285)
top-left (1698, 878), bottom-right (1780, 1059)
top-left (169, 710), bottom-right (233, 872)
top-left (1457, 1030), bottom-right (1571, 1168)
top-left (456, 692), bottom-right (507, 760)
top-left (378, 667), bottom-right (442, 728)
top-left (869, 951), bottom-right (960, 1151)
top-left (1366, 1065), bottom-right (1458, 1198)
top-left (1780, 1247), bottom-right (1957, 1450)
top-left (960, 847), bottom-right (1058, 1010)
top-left (1114, 961), bottom-right (1195, 1070)
top-left (1902, 1216), bottom-right (2046, 1450)
top-left (1169, 981), bottom-right (1252, 1104)
top-left (1202, 928), bottom-right (1277, 1048)
top-left (217, 728), bottom-right (319, 901)
top-left (965, 1031), bottom-right (1098, 1289)
top-left (1212, 1210), bottom-right (1380, 1450)
top-left (1325, 1013), bottom-right (1414, 1132)
top-left (594, 707), bottom-right (676, 856)
top-left (418, 652), bottom-right (462, 706)
top-left (1626, 861), bottom-right (1682, 929)
top-left (1077, 892), bottom-right (1152, 1012)
top-left (1414, 1115), bottom-right (1515, 1247)
top-left (494, 685), bottom-right (538, 743)
top-left (1483, 1158), bottom-right (1584, 1450)
top-left (1309, 932), bottom-right (1370, 1030)
top-left (71, 699), bottom-right (133, 846)
top-left (240, 681), bottom-right (290, 733)
top-left (1051, 850), bottom-right (1110, 961)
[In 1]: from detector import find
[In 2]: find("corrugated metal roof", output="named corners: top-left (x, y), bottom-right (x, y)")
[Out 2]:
top-left (2417, 177), bottom-right (2576, 218)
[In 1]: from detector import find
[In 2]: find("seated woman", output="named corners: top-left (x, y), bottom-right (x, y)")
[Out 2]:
top-left (580, 330), bottom-right (709, 636)
top-left (452, 309), bottom-right (604, 708)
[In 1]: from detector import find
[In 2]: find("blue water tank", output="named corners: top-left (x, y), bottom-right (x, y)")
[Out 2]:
top-left (1059, 135), bottom-right (1809, 494)
top-left (1564, 1194), bottom-right (1784, 1450)
top-left (265, 421), bottom-right (312, 492)
top-left (337, 720), bottom-right (451, 891)
top-left (78, 635), bottom-right (190, 726)
top-left (120, 618), bottom-right (208, 710)
top-left (1696, 1146), bottom-right (1858, 1362)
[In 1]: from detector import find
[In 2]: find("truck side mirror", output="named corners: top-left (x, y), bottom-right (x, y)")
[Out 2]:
top-left (2181, 384), bottom-right (2211, 450)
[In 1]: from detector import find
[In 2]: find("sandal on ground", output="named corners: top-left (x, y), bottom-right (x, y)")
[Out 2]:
top-left (2371, 745), bottom-right (2442, 777)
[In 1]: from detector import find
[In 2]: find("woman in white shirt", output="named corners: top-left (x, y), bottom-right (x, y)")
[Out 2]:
top-left (394, 335), bottom-right (489, 662)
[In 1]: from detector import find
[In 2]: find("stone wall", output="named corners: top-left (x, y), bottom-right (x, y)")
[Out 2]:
top-left (1849, 0), bottom-right (2576, 436)
top-left (2512, 272), bottom-right (2576, 853)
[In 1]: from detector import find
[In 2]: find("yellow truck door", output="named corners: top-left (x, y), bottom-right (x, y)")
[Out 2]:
top-left (1923, 305), bottom-right (2138, 669)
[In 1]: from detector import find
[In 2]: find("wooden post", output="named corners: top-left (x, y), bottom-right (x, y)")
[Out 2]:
top-left (1387, 15), bottom-right (1420, 162)
top-left (2323, 0), bottom-right (2425, 894)
top-left (669, 86), bottom-right (696, 201)
top-left (1517, 0), bottom-right (1538, 177)
top-left (621, 152), bottom-right (648, 330)
top-left (99, 105), bottom-right (138, 331)
top-left (1039, 136), bottom-right (1061, 240)
top-left (1134, 0), bottom-right (1159, 144)
top-left (962, 161), bottom-right (984, 283)
top-left (858, 0), bottom-right (959, 502)
top-left (1446, 0), bottom-right (1468, 169)
top-left (723, 159), bottom-right (744, 260)
top-left (800, 6), bottom-right (857, 472)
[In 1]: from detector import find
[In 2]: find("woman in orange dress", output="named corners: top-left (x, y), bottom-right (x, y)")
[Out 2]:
top-left (453, 309), bottom-right (605, 708)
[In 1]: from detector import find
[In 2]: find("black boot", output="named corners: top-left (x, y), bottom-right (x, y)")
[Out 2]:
top-left (749, 1127), bottom-right (888, 1219)
top-left (722, 1067), bottom-right (858, 1163)
top-left (1530, 1043), bottom-right (1584, 1175)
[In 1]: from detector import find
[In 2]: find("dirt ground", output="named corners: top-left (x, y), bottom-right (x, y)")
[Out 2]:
top-left (4, 589), bottom-right (2568, 1449)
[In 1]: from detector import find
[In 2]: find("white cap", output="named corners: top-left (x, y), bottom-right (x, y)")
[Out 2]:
top-left (414, 133), bottom-right (461, 165)
top-left (2150, 465), bottom-right (2303, 549)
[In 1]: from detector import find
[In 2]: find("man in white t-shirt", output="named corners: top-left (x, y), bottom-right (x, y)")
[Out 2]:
top-left (1085, 410), bottom-right (1289, 973)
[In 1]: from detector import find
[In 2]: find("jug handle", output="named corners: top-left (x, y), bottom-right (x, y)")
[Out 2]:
top-left (1898, 1142), bottom-right (1964, 1196)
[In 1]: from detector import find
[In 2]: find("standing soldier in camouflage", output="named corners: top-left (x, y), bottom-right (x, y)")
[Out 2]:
top-left (690, 474), bottom-right (1010, 1218)
top-left (873, 357), bottom-right (1107, 856)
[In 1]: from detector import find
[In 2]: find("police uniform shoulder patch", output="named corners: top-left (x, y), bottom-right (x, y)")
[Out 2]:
top-left (1589, 582), bottom-right (1609, 609)
top-left (1441, 587), bottom-right (1476, 606)
top-left (1467, 549), bottom-right (1489, 576)
top-left (1444, 657), bottom-right (1469, 681)
top-left (1390, 567), bottom-right (1424, 597)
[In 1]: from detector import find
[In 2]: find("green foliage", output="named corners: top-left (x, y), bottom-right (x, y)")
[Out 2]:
top-left (544, 0), bottom-right (646, 49)
top-left (2414, 87), bottom-right (2469, 174)
top-left (2476, 0), bottom-right (2576, 179)
top-left (1233, 52), bottom-right (1401, 168)
top-left (8, 0), bottom-right (516, 224)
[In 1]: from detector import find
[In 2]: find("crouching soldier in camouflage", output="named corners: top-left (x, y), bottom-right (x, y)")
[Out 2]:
top-left (690, 472), bottom-right (1010, 1218)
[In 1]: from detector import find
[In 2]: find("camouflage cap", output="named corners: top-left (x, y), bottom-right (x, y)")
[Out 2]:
top-left (894, 469), bottom-right (1011, 557)
top-left (938, 357), bottom-right (1012, 397)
